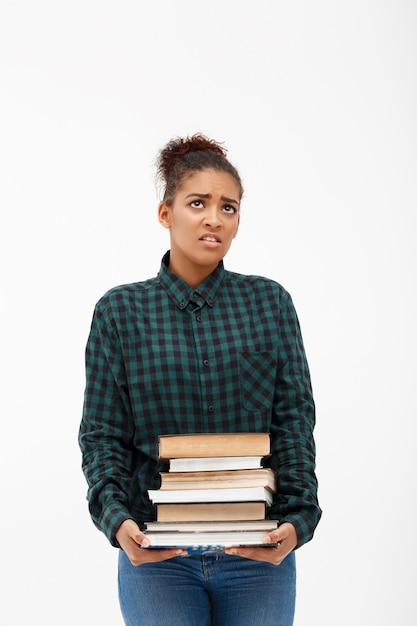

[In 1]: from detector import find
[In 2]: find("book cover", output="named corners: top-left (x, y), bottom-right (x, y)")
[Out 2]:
top-left (156, 501), bottom-right (268, 522)
top-left (158, 433), bottom-right (270, 461)
top-left (144, 542), bottom-right (279, 555)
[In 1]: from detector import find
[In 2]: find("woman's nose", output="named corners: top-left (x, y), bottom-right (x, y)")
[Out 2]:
top-left (204, 207), bottom-right (221, 227)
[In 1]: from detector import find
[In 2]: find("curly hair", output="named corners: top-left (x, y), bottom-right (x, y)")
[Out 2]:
top-left (156, 133), bottom-right (243, 205)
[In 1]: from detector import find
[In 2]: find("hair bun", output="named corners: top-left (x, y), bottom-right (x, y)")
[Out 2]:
top-left (159, 133), bottom-right (227, 182)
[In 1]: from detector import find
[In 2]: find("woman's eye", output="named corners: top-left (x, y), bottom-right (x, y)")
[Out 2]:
top-left (190, 200), bottom-right (204, 209)
top-left (222, 205), bottom-right (237, 214)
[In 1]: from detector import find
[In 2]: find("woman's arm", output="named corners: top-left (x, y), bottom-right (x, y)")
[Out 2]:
top-left (79, 302), bottom-right (135, 546)
top-left (267, 291), bottom-right (321, 549)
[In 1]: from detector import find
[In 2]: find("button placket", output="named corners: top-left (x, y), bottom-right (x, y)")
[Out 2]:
top-left (189, 303), bottom-right (216, 422)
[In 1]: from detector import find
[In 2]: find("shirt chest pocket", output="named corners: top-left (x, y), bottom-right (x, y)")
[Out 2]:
top-left (240, 351), bottom-right (277, 411)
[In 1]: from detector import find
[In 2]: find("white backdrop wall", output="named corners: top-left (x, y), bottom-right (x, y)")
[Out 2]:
top-left (1, 1), bottom-right (416, 624)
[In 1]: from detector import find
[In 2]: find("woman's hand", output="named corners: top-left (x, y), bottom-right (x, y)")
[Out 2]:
top-left (116, 519), bottom-right (188, 567)
top-left (224, 522), bottom-right (297, 566)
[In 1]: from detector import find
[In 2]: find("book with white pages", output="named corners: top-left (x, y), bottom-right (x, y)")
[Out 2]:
top-left (169, 456), bottom-right (264, 472)
top-left (144, 520), bottom-right (279, 533)
top-left (148, 486), bottom-right (273, 506)
top-left (142, 529), bottom-right (279, 551)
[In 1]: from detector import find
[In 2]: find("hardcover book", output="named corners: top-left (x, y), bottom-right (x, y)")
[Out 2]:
top-left (155, 501), bottom-right (268, 522)
top-left (143, 529), bottom-right (279, 550)
top-left (144, 520), bottom-right (279, 533)
top-left (143, 521), bottom-right (279, 553)
top-left (158, 433), bottom-right (271, 461)
top-left (159, 468), bottom-right (276, 492)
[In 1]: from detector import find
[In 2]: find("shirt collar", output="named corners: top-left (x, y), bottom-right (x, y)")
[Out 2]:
top-left (158, 251), bottom-right (225, 309)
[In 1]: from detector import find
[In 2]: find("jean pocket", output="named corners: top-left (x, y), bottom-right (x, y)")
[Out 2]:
top-left (240, 351), bottom-right (277, 411)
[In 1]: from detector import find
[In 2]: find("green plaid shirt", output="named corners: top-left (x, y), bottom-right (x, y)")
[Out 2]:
top-left (79, 252), bottom-right (321, 548)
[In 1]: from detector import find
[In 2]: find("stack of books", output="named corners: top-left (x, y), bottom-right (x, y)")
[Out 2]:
top-left (144, 433), bottom-right (279, 553)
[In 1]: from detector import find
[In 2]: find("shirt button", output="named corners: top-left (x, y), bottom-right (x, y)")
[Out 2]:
top-left (179, 301), bottom-right (186, 309)
top-left (208, 405), bottom-right (214, 413)
top-left (196, 315), bottom-right (202, 322)
top-left (203, 359), bottom-right (209, 367)
top-left (208, 298), bottom-right (214, 306)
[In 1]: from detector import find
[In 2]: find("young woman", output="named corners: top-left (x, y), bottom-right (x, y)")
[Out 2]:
top-left (79, 134), bottom-right (321, 625)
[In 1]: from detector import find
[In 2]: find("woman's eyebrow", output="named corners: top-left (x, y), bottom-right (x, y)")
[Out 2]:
top-left (185, 192), bottom-right (239, 205)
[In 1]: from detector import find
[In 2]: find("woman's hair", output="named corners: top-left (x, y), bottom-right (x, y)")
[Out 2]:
top-left (156, 133), bottom-right (243, 205)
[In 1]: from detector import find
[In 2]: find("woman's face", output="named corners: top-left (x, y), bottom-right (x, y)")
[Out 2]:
top-left (158, 168), bottom-right (241, 286)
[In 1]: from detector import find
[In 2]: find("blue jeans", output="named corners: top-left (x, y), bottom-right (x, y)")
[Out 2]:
top-left (118, 550), bottom-right (296, 626)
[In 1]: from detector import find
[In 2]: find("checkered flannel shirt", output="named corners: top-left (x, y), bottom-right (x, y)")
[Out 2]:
top-left (79, 252), bottom-right (321, 547)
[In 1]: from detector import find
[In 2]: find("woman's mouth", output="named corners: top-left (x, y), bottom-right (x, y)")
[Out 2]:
top-left (200, 235), bottom-right (221, 248)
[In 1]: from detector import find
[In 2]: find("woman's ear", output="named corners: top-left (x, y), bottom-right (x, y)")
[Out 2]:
top-left (158, 202), bottom-right (171, 229)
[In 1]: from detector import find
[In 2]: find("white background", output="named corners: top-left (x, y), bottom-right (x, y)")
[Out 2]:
top-left (1, 1), bottom-right (416, 624)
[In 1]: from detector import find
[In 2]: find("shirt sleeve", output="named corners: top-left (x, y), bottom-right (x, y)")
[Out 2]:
top-left (268, 290), bottom-right (322, 548)
top-left (78, 301), bottom-right (135, 546)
